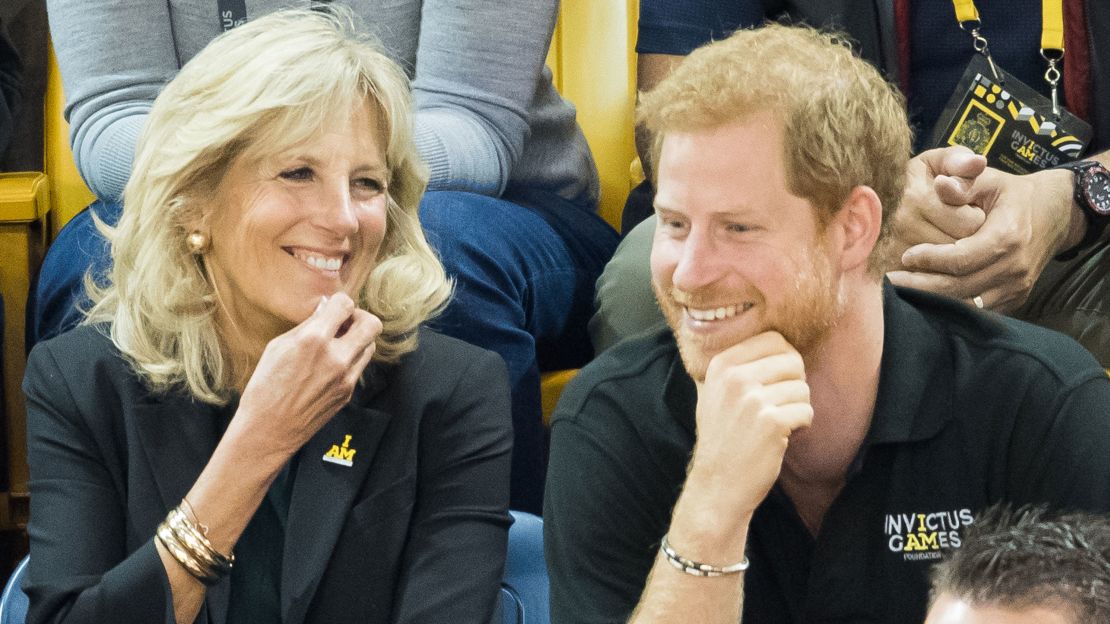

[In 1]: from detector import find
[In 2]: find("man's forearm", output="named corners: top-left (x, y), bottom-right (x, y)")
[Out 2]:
top-left (629, 484), bottom-right (754, 623)
top-left (630, 553), bottom-right (746, 623)
top-left (630, 333), bottom-right (812, 622)
top-left (635, 53), bottom-right (685, 183)
top-left (629, 516), bottom-right (750, 622)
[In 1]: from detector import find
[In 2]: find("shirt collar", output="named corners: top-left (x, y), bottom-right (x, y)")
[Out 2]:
top-left (662, 334), bottom-right (698, 437)
top-left (865, 280), bottom-right (956, 445)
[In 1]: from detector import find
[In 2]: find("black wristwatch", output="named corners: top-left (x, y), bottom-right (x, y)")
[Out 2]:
top-left (1055, 160), bottom-right (1110, 261)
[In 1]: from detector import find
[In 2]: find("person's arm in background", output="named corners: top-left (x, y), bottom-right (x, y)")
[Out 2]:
top-left (412, 0), bottom-right (558, 196)
top-left (45, 0), bottom-right (179, 201)
top-left (634, 54), bottom-right (682, 184)
top-left (887, 147), bottom-right (1109, 311)
top-left (634, 0), bottom-right (764, 182)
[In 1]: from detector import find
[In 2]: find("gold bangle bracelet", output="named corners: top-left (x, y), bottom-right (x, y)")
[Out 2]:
top-left (156, 521), bottom-right (220, 585)
top-left (179, 497), bottom-right (210, 537)
top-left (166, 509), bottom-right (231, 574)
top-left (155, 504), bottom-right (234, 585)
top-left (167, 506), bottom-right (234, 573)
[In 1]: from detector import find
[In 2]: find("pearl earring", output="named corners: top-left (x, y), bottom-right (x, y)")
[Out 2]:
top-left (186, 231), bottom-right (210, 254)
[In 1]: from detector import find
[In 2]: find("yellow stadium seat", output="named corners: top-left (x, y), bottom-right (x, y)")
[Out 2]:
top-left (0, 174), bottom-right (48, 527)
top-left (540, 0), bottom-right (638, 424)
top-left (0, 42), bottom-right (93, 526)
top-left (540, 368), bottom-right (579, 426)
top-left (44, 45), bottom-right (95, 238)
top-left (548, 0), bottom-right (638, 230)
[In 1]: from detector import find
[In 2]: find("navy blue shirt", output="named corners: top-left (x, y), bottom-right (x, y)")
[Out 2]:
top-left (909, 1), bottom-right (1044, 149)
top-left (638, 0), bottom-right (1051, 152)
top-left (637, 1), bottom-right (762, 56)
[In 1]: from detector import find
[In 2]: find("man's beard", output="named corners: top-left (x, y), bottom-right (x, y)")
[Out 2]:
top-left (655, 248), bottom-right (844, 382)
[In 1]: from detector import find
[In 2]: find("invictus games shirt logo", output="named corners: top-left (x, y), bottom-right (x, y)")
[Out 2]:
top-left (883, 509), bottom-right (974, 562)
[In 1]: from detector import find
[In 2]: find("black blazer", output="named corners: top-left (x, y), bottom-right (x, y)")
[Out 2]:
top-left (22, 324), bottom-right (513, 624)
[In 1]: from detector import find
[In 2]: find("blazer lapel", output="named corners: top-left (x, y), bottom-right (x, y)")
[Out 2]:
top-left (132, 396), bottom-right (232, 624)
top-left (281, 368), bottom-right (392, 624)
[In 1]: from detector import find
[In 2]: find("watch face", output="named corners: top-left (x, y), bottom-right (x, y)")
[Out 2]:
top-left (1082, 166), bottom-right (1110, 217)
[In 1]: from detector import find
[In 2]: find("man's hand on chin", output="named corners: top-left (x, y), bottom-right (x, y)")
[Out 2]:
top-left (672, 331), bottom-right (814, 549)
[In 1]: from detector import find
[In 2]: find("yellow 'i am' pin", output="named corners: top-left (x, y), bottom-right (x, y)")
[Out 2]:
top-left (322, 434), bottom-right (357, 467)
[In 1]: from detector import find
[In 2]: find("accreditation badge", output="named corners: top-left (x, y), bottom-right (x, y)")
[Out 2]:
top-left (929, 54), bottom-right (1093, 174)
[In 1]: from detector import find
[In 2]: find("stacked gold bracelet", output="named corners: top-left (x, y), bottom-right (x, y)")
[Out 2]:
top-left (155, 501), bottom-right (234, 586)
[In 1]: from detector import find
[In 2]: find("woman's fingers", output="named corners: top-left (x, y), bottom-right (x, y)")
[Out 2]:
top-left (339, 310), bottom-right (382, 374)
top-left (303, 293), bottom-right (357, 340)
top-left (243, 296), bottom-right (382, 438)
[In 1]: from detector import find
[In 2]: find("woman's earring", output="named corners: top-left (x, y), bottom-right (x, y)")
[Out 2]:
top-left (186, 231), bottom-right (210, 254)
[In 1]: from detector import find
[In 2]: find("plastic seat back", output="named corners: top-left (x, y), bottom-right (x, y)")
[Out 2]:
top-left (0, 555), bottom-right (29, 624)
top-left (500, 511), bottom-right (548, 624)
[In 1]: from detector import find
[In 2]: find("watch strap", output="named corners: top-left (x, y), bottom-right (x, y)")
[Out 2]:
top-left (1054, 160), bottom-right (1110, 261)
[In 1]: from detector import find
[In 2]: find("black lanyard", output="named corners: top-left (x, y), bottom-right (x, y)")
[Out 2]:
top-left (218, 0), bottom-right (335, 32)
top-left (217, 0), bottom-right (247, 32)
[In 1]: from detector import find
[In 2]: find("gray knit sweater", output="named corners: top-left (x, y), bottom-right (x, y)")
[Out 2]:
top-left (46, 0), bottom-right (599, 206)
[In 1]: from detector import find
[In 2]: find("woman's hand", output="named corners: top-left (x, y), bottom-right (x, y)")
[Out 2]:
top-left (158, 293), bottom-right (380, 622)
top-left (235, 293), bottom-right (383, 457)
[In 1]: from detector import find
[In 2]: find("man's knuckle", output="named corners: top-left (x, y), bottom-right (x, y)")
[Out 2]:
top-left (723, 367), bottom-right (754, 388)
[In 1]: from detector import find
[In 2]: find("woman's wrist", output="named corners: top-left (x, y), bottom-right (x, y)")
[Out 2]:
top-left (181, 423), bottom-right (289, 555)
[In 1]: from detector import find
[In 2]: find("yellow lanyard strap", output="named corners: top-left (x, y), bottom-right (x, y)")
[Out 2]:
top-left (1041, 0), bottom-right (1064, 53)
top-left (950, 0), bottom-right (1064, 52)
top-left (952, 0), bottom-right (979, 24)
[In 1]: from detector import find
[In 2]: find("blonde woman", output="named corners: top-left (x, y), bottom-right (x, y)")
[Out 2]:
top-left (23, 10), bottom-right (511, 623)
top-left (40, 0), bottom-right (622, 516)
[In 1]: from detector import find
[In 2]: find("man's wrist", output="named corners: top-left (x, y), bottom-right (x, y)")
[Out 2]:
top-left (668, 480), bottom-right (755, 565)
top-left (660, 533), bottom-right (749, 576)
top-left (664, 519), bottom-right (751, 573)
top-left (1041, 168), bottom-right (1087, 256)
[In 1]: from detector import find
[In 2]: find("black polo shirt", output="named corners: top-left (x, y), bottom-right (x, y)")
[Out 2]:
top-left (545, 283), bottom-right (1110, 623)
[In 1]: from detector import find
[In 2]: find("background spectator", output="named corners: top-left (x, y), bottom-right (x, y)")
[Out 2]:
top-left (926, 505), bottom-right (1110, 624)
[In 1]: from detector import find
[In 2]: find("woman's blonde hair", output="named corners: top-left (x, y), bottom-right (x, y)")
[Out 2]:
top-left (638, 23), bottom-right (913, 275)
top-left (84, 7), bottom-right (451, 404)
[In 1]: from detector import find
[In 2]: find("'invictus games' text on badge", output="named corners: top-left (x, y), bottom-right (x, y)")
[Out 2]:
top-left (930, 54), bottom-right (1092, 175)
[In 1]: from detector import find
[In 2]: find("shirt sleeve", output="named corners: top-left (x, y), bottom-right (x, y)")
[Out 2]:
top-left (46, 0), bottom-right (181, 201)
top-left (1007, 373), bottom-right (1110, 511)
top-left (22, 340), bottom-right (175, 624)
top-left (637, 0), bottom-right (765, 55)
top-left (544, 411), bottom-right (675, 624)
top-left (412, 0), bottom-right (557, 196)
